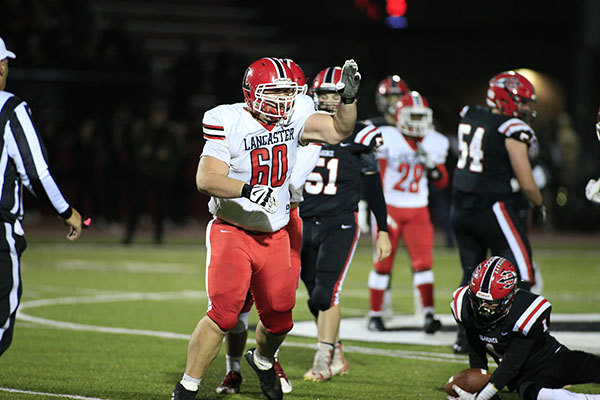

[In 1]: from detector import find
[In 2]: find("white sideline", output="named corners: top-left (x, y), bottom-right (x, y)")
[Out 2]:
top-left (0, 387), bottom-right (111, 400)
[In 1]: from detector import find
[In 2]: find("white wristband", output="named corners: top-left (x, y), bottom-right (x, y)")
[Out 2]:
top-left (476, 383), bottom-right (498, 400)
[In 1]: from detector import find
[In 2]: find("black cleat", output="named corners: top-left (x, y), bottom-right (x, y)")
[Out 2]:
top-left (244, 348), bottom-right (283, 400)
top-left (171, 382), bottom-right (197, 400)
top-left (367, 316), bottom-right (386, 331)
top-left (424, 313), bottom-right (442, 334)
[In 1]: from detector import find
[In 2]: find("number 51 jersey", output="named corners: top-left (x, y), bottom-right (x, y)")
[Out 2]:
top-left (201, 95), bottom-right (316, 232)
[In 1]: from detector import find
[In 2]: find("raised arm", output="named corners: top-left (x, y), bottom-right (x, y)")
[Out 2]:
top-left (301, 59), bottom-right (361, 145)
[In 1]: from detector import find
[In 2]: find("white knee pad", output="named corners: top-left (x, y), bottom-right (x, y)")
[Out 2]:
top-left (368, 270), bottom-right (389, 290)
top-left (229, 312), bottom-right (250, 333)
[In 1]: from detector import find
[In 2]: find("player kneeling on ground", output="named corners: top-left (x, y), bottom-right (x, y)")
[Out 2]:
top-left (449, 256), bottom-right (600, 400)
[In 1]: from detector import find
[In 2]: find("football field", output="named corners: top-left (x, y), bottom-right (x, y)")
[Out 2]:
top-left (0, 229), bottom-right (599, 400)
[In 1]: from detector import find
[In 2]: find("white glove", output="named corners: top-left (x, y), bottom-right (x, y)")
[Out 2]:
top-left (450, 385), bottom-right (476, 400)
top-left (585, 178), bottom-right (600, 204)
top-left (245, 185), bottom-right (278, 214)
top-left (336, 59), bottom-right (361, 102)
top-left (415, 143), bottom-right (436, 170)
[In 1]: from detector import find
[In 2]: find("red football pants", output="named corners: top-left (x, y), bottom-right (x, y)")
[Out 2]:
top-left (205, 219), bottom-right (296, 335)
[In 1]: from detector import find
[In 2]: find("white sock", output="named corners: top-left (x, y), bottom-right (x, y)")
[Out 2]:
top-left (538, 388), bottom-right (600, 400)
top-left (226, 354), bottom-right (242, 373)
top-left (253, 349), bottom-right (273, 370)
top-left (180, 374), bottom-right (201, 392)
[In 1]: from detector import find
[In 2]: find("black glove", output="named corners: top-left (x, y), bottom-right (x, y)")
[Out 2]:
top-left (337, 59), bottom-right (361, 104)
top-left (242, 184), bottom-right (277, 214)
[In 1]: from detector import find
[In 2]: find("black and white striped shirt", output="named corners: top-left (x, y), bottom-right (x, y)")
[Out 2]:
top-left (0, 91), bottom-right (71, 224)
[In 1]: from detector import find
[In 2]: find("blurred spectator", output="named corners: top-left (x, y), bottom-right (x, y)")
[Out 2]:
top-left (170, 39), bottom-right (204, 122)
top-left (122, 99), bottom-right (186, 245)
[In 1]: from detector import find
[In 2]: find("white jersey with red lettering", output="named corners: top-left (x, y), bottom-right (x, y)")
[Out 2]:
top-left (378, 126), bottom-right (449, 208)
top-left (201, 94), bottom-right (316, 232)
top-left (289, 143), bottom-right (322, 203)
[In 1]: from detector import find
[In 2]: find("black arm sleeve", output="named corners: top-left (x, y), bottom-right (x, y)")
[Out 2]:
top-left (489, 335), bottom-right (536, 391)
top-left (362, 172), bottom-right (388, 232)
top-left (466, 327), bottom-right (489, 370)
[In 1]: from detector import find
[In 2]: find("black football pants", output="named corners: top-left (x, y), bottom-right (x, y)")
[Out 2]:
top-left (0, 221), bottom-right (27, 356)
top-left (519, 347), bottom-right (600, 400)
top-left (450, 201), bottom-right (534, 289)
top-left (300, 212), bottom-right (359, 318)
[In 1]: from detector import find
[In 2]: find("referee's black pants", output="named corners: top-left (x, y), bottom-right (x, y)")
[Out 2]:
top-left (0, 221), bottom-right (27, 356)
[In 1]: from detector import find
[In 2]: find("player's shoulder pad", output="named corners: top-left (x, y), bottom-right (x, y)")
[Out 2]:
top-left (202, 104), bottom-right (241, 141)
top-left (498, 117), bottom-right (536, 145)
top-left (450, 286), bottom-right (470, 323)
top-left (352, 121), bottom-right (383, 149)
top-left (512, 293), bottom-right (551, 336)
top-left (459, 105), bottom-right (470, 119)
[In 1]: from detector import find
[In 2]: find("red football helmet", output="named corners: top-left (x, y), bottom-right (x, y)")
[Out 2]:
top-left (310, 66), bottom-right (342, 114)
top-left (468, 256), bottom-right (518, 326)
top-left (596, 106), bottom-right (600, 142)
top-left (394, 91), bottom-right (432, 138)
top-left (281, 58), bottom-right (307, 95)
top-left (242, 57), bottom-right (301, 120)
top-left (486, 71), bottom-right (536, 119)
top-left (376, 75), bottom-right (410, 117)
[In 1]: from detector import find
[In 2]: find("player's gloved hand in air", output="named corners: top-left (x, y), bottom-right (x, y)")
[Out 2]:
top-left (336, 59), bottom-right (361, 104)
top-left (585, 178), bottom-right (600, 204)
top-left (415, 143), bottom-right (441, 180)
top-left (242, 184), bottom-right (278, 214)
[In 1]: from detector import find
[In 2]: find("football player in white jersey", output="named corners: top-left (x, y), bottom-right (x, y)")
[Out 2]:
top-left (585, 106), bottom-right (600, 204)
top-left (215, 58), bottom-right (310, 396)
top-left (367, 91), bottom-right (449, 334)
top-left (171, 57), bottom-right (361, 400)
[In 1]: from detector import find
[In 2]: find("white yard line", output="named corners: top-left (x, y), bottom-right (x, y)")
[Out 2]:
top-left (0, 387), bottom-right (111, 400)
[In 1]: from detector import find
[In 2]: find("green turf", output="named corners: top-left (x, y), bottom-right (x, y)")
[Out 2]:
top-left (0, 233), bottom-right (598, 399)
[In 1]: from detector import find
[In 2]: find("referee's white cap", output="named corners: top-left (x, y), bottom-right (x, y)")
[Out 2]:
top-left (0, 37), bottom-right (16, 60)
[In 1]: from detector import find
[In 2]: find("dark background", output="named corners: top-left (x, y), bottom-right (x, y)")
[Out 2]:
top-left (1, 0), bottom-right (599, 234)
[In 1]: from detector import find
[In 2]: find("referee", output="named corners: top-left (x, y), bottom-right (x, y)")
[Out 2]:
top-left (0, 37), bottom-right (83, 356)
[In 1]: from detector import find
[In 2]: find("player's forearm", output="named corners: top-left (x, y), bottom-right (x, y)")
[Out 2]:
top-left (487, 336), bottom-right (535, 392)
top-left (196, 172), bottom-right (245, 199)
top-left (520, 184), bottom-right (542, 206)
top-left (331, 102), bottom-right (357, 142)
top-left (363, 172), bottom-right (388, 232)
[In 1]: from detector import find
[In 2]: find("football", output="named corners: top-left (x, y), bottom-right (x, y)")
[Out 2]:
top-left (444, 368), bottom-right (492, 396)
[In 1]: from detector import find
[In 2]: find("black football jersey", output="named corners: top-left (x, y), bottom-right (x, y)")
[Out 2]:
top-left (362, 115), bottom-right (389, 127)
top-left (451, 286), bottom-right (562, 391)
top-left (452, 106), bottom-right (537, 197)
top-left (300, 122), bottom-right (382, 218)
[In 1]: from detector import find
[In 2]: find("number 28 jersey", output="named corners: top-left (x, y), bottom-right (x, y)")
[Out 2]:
top-left (378, 126), bottom-right (449, 208)
top-left (201, 95), bottom-right (316, 232)
top-left (452, 105), bottom-right (537, 197)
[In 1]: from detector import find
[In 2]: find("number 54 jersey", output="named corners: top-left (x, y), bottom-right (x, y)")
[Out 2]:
top-left (378, 126), bottom-right (449, 208)
top-left (452, 105), bottom-right (537, 197)
top-left (201, 95), bottom-right (316, 232)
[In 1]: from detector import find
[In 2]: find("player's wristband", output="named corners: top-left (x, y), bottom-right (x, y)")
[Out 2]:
top-left (341, 96), bottom-right (356, 104)
top-left (241, 184), bottom-right (253, 199)
top-left (476, 383), bottom-right (498, 400)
